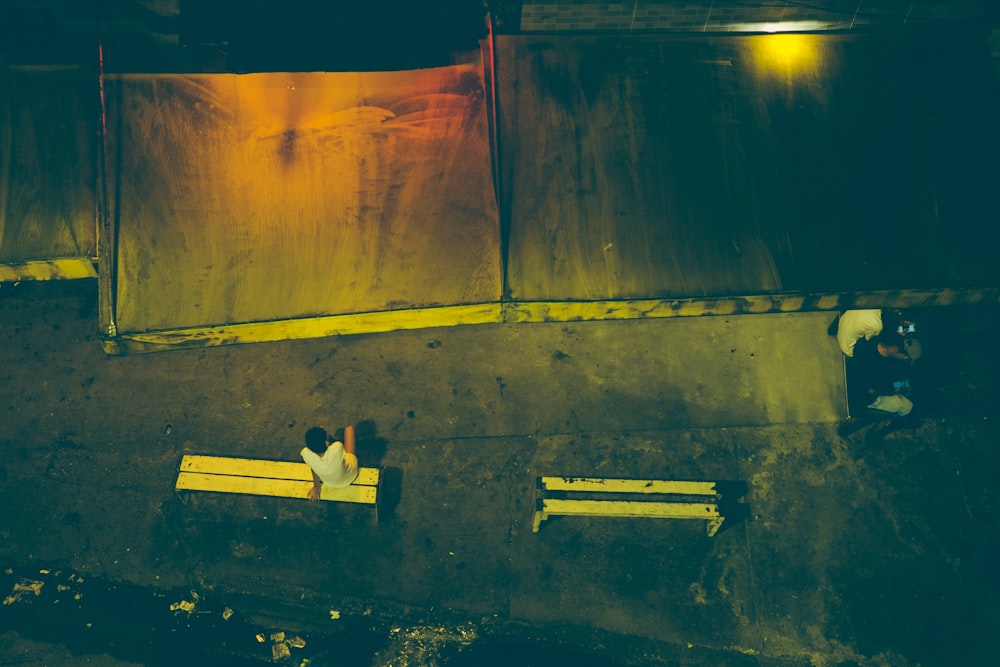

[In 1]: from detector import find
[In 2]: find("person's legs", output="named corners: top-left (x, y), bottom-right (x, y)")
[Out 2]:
top-left (839, 405), bottom-right (901, 439)
top-left (866, 405), bottom-right (920, 440)
top-left (838, 413), bottom-right (877, 437)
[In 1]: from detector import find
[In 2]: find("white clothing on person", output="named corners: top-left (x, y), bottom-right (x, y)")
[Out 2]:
top-left (301, 441), bottom-right (359, 488)
top-left (868, 394), bottom-right (914, 417)
top-left (837, 309), bottom-right (883, 357)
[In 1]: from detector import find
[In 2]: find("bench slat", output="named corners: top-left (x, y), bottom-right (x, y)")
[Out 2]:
top-left (176, 472), bottom-right (377, 504)
top-left (179, 454), bottom-right (379, 486)
top-left (540, 477), bottom-right (717, 496)
top-left (540, 498), bottom-right (719, 520)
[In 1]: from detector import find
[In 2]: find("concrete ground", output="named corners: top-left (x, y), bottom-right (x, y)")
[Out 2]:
top-left (1, 279), bottom-right (998, 666)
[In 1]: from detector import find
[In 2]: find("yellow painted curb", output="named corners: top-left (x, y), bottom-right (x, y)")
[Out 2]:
top-left (0, 258), bottom-right (98, 282)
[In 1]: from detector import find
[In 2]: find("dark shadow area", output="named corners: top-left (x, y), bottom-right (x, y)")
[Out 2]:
top-left (214, 1), bottom-right (489, 73)
top-left (499, 33), bottom-right (1000, 301)
top-left (909, 303), bottom-right (1000, 420)
top-left (353, 419), bottom-right (399, 524)
top-left (449, 640), bottom-right (635, 667)
top-left (354, 418), bottom-right (387, 466)
top-left (377, 466), bottom-right (404, 525)
top-left (0, 565), bottom-right (388, 667)
top-left (714, 479), bottom-right (750, 536)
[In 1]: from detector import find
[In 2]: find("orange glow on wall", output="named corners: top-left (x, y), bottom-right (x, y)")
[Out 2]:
top-left (107, 61), bottom-right (500, 333)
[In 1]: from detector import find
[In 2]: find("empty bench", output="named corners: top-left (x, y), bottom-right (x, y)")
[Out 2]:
top-left (175, 454), bottom-right (381, 518)
top-left (531, 477), bottom-right (746, 536)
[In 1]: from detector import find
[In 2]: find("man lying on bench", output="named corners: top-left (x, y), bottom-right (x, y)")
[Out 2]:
top-left (300, 424), bottom-right (359, 501)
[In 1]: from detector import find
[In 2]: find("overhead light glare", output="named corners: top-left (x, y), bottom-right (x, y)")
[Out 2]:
top-left (725, 21), bottom-right (837, 33)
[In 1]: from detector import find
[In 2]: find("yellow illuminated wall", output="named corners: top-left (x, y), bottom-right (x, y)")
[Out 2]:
top-left (107, 61), bottom-right (499, 333)
top-left (746, 33), bottom-right (830, 98)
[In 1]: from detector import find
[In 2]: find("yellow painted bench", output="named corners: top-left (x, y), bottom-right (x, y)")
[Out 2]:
top-left (531, 477), bottom-right (745, 536)
top-left (175, 455), bottom-right (381, 515)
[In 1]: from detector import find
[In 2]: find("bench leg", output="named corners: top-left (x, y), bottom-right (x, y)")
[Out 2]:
top-left (532, 509), bottom-right (547, 533)
top-left (707, 516), bottom-right (724, 537)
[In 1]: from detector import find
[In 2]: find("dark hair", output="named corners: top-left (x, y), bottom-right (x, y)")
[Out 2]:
top-left (304, 427), bottom-right (327, 454)
top-left (876, 330), bottom-right (901, 347)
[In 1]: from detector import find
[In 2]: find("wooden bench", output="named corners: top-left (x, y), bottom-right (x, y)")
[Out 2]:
top-left (531, 476), bottom-right (746, 536)
top-left (175, 454), bottom-right (381, 518)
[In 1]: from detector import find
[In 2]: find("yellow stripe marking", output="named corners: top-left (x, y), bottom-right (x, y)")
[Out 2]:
top-left (176, 472), bottom-right (376, 504)
top-left (540, 477), bottom-right (717, 495)
top-left (0, 258), bottom-right (97, 282)
top-left (179, 454), bottom-right (379, 486)
top-left (540, 498), bottom-right (719, 520)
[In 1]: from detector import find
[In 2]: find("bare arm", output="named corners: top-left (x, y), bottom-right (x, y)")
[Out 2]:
top-left (307, 468), bottom-right (323, 501)
top-left (343, 425), bottom-right (356, 456)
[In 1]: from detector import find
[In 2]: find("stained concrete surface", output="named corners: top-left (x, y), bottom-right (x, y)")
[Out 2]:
top-left (107, 62), bottom-right (499, 332)
top-left (1, 279), bottom-right (999, 666)
top-left (8, 31), bottom-right (1000, 339)
top-left (0, 65), bottom-right (96, 263)
top-left (499, 33), bottom-right (1000, 300)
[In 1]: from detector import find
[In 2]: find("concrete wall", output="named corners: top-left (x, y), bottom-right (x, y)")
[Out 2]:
top-left (0, 64), bottom-right (97, 265)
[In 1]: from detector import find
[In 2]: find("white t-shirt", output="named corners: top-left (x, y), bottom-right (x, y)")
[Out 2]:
top-left (868, 394), bottom-right (913, 416)
top-left (837, 309), bottom-right (883, 357)
top-left (300, 442), bottom-right (359, 488)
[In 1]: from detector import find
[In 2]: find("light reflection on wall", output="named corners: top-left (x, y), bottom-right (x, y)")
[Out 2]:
top-left (746, 33), bottom-right (827, 88)
top-left (209, 69), bottom-right (478, 228)
top-left (110, 63), bottom-right (500, 332)
top-left (725, 21), bottom-right (839, 33)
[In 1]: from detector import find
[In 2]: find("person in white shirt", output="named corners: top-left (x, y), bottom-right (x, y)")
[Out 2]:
top-left (835, 309), bottom-right (884, 357)
top-left (300, 425), bottom-right (359, 501)
top-left (832, 308), bottom-right (918, 357)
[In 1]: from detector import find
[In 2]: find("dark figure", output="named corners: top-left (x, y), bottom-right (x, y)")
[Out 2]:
top-left (839, 334), bottom-right (917, 438)
top-left (829, 308), bottom-right (919, 357)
